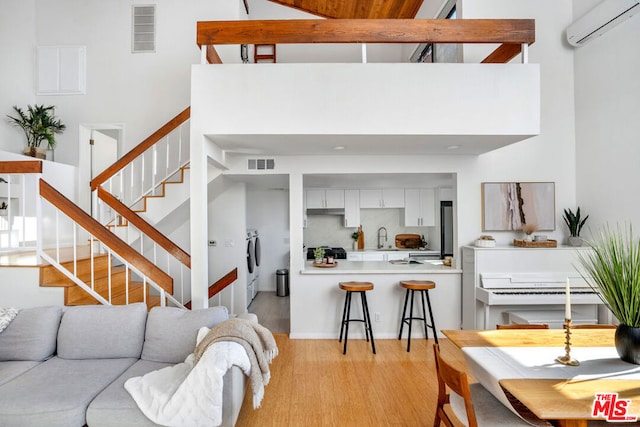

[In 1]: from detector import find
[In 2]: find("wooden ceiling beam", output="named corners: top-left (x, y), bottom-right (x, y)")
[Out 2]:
top-left (267, 0), bottom-right (424, 19)
top-left (197, 19), bottom-right (535, 46)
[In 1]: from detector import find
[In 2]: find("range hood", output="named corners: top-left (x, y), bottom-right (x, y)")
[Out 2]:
top-left (306, 208), bottom-right (345, 216)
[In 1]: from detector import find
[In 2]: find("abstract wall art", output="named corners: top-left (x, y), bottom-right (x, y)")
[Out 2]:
top-left (482, 182), bottom-right (555, 231)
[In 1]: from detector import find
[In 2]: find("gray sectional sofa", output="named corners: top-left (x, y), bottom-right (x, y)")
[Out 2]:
top-left (0, 303), bottom-right (249, 427)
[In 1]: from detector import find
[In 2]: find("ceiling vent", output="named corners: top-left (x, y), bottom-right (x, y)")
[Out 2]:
top-left (132, 5), bottom-right (156, 53)
top-left (248, 159), bottom-right (275, 170)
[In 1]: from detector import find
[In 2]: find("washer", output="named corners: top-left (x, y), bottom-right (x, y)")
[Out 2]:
top-left (246, 229), bottom-right (256, 308)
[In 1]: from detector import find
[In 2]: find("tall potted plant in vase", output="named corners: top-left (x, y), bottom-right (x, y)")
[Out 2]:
top-left (563, 207), bottom-right (588, 246)
top-left (577, 224), bottom-right (640, 364)
top-left (6, 105), bottom-right (65, 159)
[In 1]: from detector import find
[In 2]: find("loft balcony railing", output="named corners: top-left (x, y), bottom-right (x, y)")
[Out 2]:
top-left (196, 18), bottom-right (535, 64)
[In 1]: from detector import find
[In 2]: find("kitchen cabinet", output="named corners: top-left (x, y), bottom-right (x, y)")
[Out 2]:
top-left (306, 189), bottom-right (344, 209)
top-left (343, 189), bottom-right (360, 228)
top-left (386, 252), bottom-right (408, 261)
top-left (362, 252), bottom-right (385, 261)
top-left (404, 188), bottom-right (435, 226)
top-left (347, 252), bottom-right (363, 261)
top-left (359, 188), bottom-right (404, 208)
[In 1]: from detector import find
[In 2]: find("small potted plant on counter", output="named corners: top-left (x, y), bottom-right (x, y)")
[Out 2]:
top-left (564, 207), bottom-right (588, 246)
top-left (351, 231), bottom-right (359, 251)
top-left (313, 247), bottom-right (325, 264)
top-left (6, 104), bottom-right (66, 159)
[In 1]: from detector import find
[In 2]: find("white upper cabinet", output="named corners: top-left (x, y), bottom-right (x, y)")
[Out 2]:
top-left (306, 189), bottom-right (344, 209)
top-left (404, 188), bottom-right (435, 227)
top-left (343, 189), bottom-right (360, 228)
top-left (359, 188), bottom-right (404, 208)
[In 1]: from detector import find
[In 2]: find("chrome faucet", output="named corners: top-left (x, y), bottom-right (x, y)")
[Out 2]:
top-left (377, 227), bottom-right (388, 249)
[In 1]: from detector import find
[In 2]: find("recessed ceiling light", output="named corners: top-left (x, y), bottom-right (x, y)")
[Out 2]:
top-left (447, 145), bottom-right (461, 150)
top-left (333, 146), bottom-right (345, 150)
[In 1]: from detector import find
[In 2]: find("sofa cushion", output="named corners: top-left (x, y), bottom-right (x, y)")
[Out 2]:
top-left (0, 356), bottom-right (137, 427)
top-left (86, 360), bottom-right (244, 427)
top-left (0, 306), bottom-right (62, 362)
top-left (141, 306), bottom-right (229, 363)
top-left (0, 361), bottom-right (41, 387)
top-left (57, 303), bottom-right (147, 360)
top-left (86, 359), bottom-right (171, 427)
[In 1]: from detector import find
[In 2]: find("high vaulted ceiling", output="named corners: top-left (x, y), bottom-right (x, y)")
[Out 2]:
top-left (267, 0), bottom-right (424, 19)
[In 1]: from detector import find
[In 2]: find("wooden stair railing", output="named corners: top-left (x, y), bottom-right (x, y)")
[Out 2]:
top-left (185, 268), bottom-right (238, 310)
top-left (197, 18), bottom-right (535, 64)
top-left (91, 107), bottom-right (191, 192)
top-left (40, 179), bottom-right (173, 294)
top-left (98, 187), bottom-right (190, 268)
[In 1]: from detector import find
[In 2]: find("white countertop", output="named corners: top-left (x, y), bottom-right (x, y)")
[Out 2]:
top-left (300, 260), bottom-right (461, 274)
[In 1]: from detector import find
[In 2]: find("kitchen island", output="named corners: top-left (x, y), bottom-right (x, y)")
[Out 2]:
top-left (290, 260), bottom-right (462, 339)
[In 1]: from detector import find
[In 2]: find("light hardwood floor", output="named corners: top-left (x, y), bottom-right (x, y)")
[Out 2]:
top-left (235, 334), bottom-right (468, 426)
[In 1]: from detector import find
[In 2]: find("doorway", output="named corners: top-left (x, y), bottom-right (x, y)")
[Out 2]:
top-left (78, 124), bottom-right (125, 215)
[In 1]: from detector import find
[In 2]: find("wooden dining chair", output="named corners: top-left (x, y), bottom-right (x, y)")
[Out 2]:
top-left (571, 324), bottom-right (617, 329)
top-left (432, 344), bottom-right (533, 427)
top-left (496, 323), bottom-right (549, 330)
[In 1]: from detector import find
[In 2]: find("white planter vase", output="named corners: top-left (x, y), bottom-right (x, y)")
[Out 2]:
top-left (568, 236), bottom-right (583, 247)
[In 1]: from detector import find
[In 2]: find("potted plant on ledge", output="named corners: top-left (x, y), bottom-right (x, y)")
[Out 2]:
top-left (6, 105), bottom-right (66, 159)
top-left (563, 207), bottom-right (588, 246)
top-left (577, 224), bottom-right (640, 364)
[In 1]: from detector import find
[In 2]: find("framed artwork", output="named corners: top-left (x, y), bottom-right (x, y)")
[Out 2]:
top-left (482, 182), bottom-right (555, 231)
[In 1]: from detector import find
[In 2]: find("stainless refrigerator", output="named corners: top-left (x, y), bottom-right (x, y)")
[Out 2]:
top-left (440, 201), bottom-right (453, 258)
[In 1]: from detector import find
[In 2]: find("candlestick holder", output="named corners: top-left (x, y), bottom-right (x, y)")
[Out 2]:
top-left (556, 318), bottom-right (580, 366)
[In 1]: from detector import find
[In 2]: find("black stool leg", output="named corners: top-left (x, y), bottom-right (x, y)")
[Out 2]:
top-left (361, 291), bottom-right (376, 354)
top-left (359, 292), bottom-right (370, 343)
top-left (398, 288), bottom-right (410, 340)
top-left (420, 290), bottom-right (429, 340)
top-left (339, 290), bottom-right (349, 343)
top-left (407, 289), bottom-right (415, 352)
top-left (425, 289), bottom-right (438, 344)
top-left (342, 291), bottom-right (352, 354)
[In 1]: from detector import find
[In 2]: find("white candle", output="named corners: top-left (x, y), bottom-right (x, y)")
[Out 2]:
top-left (565, 277), bottom-right (571, 320)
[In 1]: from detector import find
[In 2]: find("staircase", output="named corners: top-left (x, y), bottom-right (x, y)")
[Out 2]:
top-left (38, 248), bottom-right (161, 309)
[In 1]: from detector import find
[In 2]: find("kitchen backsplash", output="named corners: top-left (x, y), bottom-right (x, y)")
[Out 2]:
top-left (304, 208), bottom-right (435, 250)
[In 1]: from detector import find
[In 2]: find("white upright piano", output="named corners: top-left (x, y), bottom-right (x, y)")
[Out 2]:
top-left (462, 245), bottom-right (607, 330)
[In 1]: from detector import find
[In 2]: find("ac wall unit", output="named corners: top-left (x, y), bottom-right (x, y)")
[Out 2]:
top-left (567, 0), bottom-right (639, 47)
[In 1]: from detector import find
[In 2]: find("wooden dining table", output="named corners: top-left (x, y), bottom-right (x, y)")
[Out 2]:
top-left (442, 329), bottom-right (640, 427)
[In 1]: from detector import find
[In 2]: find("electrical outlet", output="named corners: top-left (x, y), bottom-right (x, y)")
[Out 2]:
top-left (375, 312), bottom-right (381, 322)
top-left (208, 240), bottom-right (217, 247)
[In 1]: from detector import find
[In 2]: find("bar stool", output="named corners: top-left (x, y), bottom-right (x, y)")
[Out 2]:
top-left (398, 280), bottom-right (438, 351)
top-left (338, 281), bottom-right (375, 355)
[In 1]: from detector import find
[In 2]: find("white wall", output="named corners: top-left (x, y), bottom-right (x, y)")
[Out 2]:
top-left (0, 0), bottom-right (36, 152)
top-left (247, 188), bottom-right (290, 292)
top-left (208, 177), bottom-right (247, 314)
top-left (0, 0), bottom-right (242, 167)
top-left (460, 0), bottom-right (578, 245)
top-left (573, 0), bottom-right (640, 232)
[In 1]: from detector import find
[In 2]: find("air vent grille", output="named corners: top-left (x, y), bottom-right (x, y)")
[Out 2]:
top-left (132, 5), bottom-right (156, 53)
top-left (248, 158), bottom-right (275, 170)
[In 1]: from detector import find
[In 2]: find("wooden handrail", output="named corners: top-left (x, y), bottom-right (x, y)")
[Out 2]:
top-left (184, 267), bottom-right (238, 310)
top-left (40, 179), bottom-right (173, 293)
top-left (197, 19), bottom-right (535, 46)
top-left (90, 107), bottom-right (191, 191)
top-left (0, 160), bottom-right (43, 174)
top-left (97, 187), bottom-right (191, 268)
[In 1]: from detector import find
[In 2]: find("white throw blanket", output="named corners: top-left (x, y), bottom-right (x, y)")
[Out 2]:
top-left (125, 328), bottom-right (251, 427)
top-left (0, 307), bottom-right (19, 333)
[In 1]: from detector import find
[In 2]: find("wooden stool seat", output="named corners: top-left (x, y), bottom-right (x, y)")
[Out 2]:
top-left (400, 280), bottom-right (436, 291)
top-left (398, 280), bottom-right (438, 351)
top-left (338, 282), bottom-right (375, 355)
top-left (339, 281), bottom-right (374, 292)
